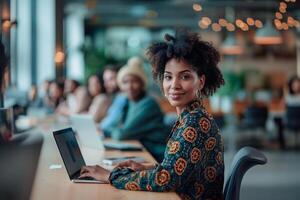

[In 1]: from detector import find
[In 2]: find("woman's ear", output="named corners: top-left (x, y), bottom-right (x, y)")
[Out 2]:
top-left (199, 75), bottom-right (205, 90)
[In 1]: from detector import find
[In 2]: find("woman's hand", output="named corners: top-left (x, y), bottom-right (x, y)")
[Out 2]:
top-left (116, 160), bottom-right (155, 171)
top-left (79, 165), bottom-right (110, 183)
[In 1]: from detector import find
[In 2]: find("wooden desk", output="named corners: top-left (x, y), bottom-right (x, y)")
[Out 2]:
top-left (30, 118), bottom-right (179, 200)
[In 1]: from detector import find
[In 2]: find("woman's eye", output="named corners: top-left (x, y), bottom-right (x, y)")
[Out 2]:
top-left (164, 75), bottom-right (172, 81)
top-left (181, 75), bottom-right (190, 80)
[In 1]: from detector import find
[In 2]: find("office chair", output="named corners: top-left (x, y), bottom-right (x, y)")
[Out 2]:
top-left (0, 132), bottom-right (43, 200)
top-left (223, 146), bottom-right (267, 200)
top-left (237, 105), bottom-right (269, 149)
top-left (285, 106), bottom-right (300, 148)
top-left (243, 105), bottom-right (268, 129)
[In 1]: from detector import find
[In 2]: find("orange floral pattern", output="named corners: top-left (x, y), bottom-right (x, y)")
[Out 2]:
top-left (205, 167), bottom-right (217, 182)
top-left (155, 169), bottom-right (171, 186)
top-left (199, 117), bottom-right (211, 133)
top-left (109, 100), bottom-right (224, 200)
top-left (125, 182), bottom-right (141, 191)
top-left (174, 158), bottom-right (187, 175)
top-left (146, 184), bottom-right (152, 191)
top-left (182, 127), bottom-right (197, 143)
top-left (195, 182), bottom-right (205, 198)
top-left (168, 141), bottom-right (180, 154)
top-left (190, 147), bottom-right (202, 163)
top-left (205, 137), bottom-right (216, 151)
top-left (216, 152), bottom-right (223, 165)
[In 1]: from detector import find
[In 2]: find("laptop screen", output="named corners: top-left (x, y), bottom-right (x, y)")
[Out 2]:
top-left (53, 128), bottom-right (85, 178)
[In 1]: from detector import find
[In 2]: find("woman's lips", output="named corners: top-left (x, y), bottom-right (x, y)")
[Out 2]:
top-left (169, 93), bottom-right (184, 100)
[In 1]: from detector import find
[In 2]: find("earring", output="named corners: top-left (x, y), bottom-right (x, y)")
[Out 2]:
top-left (196, 90), bottom-right (202, 100)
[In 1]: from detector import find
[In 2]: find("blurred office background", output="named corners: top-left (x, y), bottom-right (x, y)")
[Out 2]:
top-left (1, 0), bottom-right (300, 199)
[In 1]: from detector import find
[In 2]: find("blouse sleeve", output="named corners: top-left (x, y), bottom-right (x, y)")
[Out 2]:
top-left (109, 113), bottom-right (206, 192)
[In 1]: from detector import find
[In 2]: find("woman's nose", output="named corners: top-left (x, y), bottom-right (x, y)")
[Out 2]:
top-left (170, 77), bottom-right (181, 89)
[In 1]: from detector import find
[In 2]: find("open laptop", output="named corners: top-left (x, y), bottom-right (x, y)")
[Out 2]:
top-left (53, 127), bottom-right (105, 183)
top-left (70, 114), bottom-right (104, 150)
top-left (70, 114), bottom-right (143, 151)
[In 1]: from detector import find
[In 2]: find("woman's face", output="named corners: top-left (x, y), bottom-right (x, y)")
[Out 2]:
top-left (291, 79), bottom-right (300, 94)
top-left (103, 69), bottom-right (118, 94)
top-left (49, 83), bottom-right (62, 100)
top-left (121, 74), bottom-right (144, 101)
top-left (88, 75), bottom-right (102, 97)
top-left (163, 58), bottom-right (205, 113)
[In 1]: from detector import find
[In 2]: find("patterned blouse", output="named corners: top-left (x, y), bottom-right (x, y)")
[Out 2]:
top-left (109, 100), bottom-right (224, 200)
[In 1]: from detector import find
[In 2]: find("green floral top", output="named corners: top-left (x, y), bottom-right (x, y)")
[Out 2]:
top-left (109, 100), bottom-right (224, 200)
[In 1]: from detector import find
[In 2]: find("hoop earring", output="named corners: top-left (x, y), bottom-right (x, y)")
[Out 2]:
top-left (196, 89), bottom-right (202, 100)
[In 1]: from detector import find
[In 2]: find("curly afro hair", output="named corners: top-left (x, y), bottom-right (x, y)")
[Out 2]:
top-left (146, 29), bottom-right (224, 97)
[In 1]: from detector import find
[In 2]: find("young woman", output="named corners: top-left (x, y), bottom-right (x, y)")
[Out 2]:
top-left (101, 57), bottom-right (169, 162)
top-left (87, 73), bottom-right (111, 123)
top-left (285, 76), bottom-right (300, 106)
top-left (79, 30), bottom-right (225, 200)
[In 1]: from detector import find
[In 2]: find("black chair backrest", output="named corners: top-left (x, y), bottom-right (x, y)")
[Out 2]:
top-left (244, 105), bottom-right (268, 128)
top-left (0, 132), bottom-right (43, 200)
top-left (285, 106), bottom-right (300, 131)
top-left (223, 146), bottom-right (267, 200)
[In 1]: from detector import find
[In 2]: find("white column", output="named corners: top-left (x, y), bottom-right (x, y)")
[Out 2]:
top-left (65, 7), bottom-right (85, 81)
top-left (36, 0), bottom-right (55, 84)
top-left (16, 0), bottom-right (31, 91)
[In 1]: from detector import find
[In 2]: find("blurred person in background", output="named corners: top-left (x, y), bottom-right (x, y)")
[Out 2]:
top-left (99, 64), bottom-right (128, 134)
top-left (56, 79), bottom-right (91, 116)
top-left (27, 85), bottom-right (43, 108)
top-left (80, 30), bottom-right (225, 200)
top-left (0, 40), bottom-right (11, 143)
top-left (286, 75), bottom-right (300, 106)
top-left (44, 80), bottom-right (64, 113)
top-left (101, 56), bottom-right (169, 162)
top-left (87, 72), bottom-right (111, 123)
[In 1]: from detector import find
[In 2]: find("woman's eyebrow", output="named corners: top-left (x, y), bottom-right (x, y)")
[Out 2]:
top-left (179, 70), bottom-right (192, 74)
top-left (164, 70), bottom-right (192, 74)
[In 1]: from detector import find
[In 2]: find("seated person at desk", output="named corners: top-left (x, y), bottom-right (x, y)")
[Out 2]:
top-left (80, 30), bottom-right (225, 200)
top-left (87, 73), bottom-right (111, 123)
top-left (56, 79), bottom-right (91, 116)
top-left (102, 56), bottom-right (169, 162)
top-left (285, 76), bottom-right (300, 106)
top-left (99, 65), bottom-right (128, 133)
top-left (44, 80), bottom-right (65, 113)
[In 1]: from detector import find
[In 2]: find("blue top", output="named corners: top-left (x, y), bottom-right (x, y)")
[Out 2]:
top-left (109, 100), bottom-right (224, 200)
top-left (99, 93), bottom-right (128, 135)
top-left (103, 94), bottom-right (169, 160)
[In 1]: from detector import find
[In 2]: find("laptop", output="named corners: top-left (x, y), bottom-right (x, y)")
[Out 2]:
top-left (53, 127), bottom-right (105, 183)
top-left (70, 114), bottom-right (104, 150)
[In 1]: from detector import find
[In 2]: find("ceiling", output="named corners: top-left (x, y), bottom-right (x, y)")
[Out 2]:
top-left (65, 0), bottom-right (300, 28)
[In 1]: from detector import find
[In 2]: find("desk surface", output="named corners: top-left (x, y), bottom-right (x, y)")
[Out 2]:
top-left (30, 117), bottom-right (179, 200)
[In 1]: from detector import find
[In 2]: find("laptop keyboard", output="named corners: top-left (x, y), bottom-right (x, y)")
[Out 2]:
top-left (77, 176), bottom-right (95, 180)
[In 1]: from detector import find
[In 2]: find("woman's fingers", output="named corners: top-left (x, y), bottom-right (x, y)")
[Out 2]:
top-left (116, 160), bottom-right (132, 168)
top-left (80, 166), bottom-right (95, 174)
top-left (78, 171), bottom-right (92, 178)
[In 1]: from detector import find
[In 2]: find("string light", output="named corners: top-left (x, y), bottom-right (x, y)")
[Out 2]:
top-left (275, 12), bottom-right (283, 19)
top-left (226, 23), bottom-right (235, 31)
top-left (212, 23), bottom-right (222, 31)
top-left (193, 4), bottom-right (202, 12)
top-left (201, 17), bottom-right (212, 26)
top-left (218, 18), bottom-right (227, 27)
top-left (255, 20), bottom-right (263, 28)
top-left (246, 18), bottom-right (255, 26)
